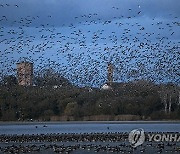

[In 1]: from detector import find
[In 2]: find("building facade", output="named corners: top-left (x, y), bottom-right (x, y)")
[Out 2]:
top-left (16, 61), bottom-right (33, 86)
top-left (107, 62), bottom-right (114, 86)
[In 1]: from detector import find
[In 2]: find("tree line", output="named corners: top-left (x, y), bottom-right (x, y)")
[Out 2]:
top-left (0, 69), bottom-right (179, 121)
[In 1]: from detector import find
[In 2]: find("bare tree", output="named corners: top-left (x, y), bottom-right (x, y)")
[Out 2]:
top-left (178, 91), bottom-right (180, 106)
top-left (159, 88), bottom-right (168, 114)
top-left (168, 94), bottom-right (172, 114)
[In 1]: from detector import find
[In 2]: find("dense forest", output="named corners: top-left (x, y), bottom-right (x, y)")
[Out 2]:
top-left (0, 69), bottom-right (179, 121)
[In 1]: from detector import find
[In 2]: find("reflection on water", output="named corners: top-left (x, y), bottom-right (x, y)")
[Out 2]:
top-left (0, 122), bottom-right (180, 135)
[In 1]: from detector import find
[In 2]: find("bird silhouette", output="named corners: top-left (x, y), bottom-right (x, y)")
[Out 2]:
top-left (0, 1), bottom-right (179, 87)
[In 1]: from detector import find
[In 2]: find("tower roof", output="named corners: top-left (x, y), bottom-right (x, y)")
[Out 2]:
top-left (16, 57), bottom-right (33, 64)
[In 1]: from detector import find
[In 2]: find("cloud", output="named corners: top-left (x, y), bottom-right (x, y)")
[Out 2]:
top-left (0, 0), bottom-right (179, 27)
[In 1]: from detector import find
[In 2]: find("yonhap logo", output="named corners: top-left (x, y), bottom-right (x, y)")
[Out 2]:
top-left (128, 128), bottom-right (145, 147)
top-left (128, 129), bottom-right (180, 148)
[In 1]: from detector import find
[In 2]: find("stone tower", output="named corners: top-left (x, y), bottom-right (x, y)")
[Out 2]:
top-left (16, 61), bottom-right (33, 86)
top-left (107, 62), bottom-right (113, 86)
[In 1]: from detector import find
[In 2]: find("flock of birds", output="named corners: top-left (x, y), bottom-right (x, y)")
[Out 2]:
top-left (0, 1), bottom-right (179, 87)
top-left (0, 132), bottom-right (179, 153)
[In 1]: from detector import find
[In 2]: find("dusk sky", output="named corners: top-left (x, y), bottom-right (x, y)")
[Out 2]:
top-left (0, 0), bottom-right (179, 87)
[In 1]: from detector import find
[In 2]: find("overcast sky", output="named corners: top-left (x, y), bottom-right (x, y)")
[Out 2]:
top-left (0, 0), bottom-right (179, 25)
top-left (0, 0), bottom-right (179, 86)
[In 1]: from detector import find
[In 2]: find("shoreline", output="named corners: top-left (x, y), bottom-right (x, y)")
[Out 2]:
top-left (0, 120), bottom-right (180, 125)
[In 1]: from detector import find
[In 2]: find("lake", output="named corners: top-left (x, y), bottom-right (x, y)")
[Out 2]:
top-left (0, 121), bottom-right (180, 135)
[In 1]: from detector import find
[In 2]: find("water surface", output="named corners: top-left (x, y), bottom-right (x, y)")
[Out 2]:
top-left (0, 121), bottom-right (179, 135)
